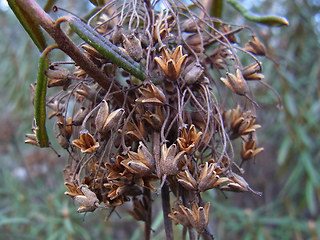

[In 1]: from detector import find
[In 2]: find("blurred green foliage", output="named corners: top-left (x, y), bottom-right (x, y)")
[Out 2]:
top-left (0, 0), bottom-right (319, 239)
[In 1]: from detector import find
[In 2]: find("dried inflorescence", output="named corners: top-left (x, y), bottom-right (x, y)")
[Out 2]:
top-left (26, 0), bottom-right (270, 238)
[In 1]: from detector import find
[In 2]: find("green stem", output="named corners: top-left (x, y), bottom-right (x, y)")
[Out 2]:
top-left (69, 17), bottom-right (146, 81)
top-left (34, 49), bottom-right (51, 147)
top-left (14, 0), bottom-right (125, 104)
top-left (227, 0), bottom-right (289, 26)
top-left (7, 0), bottom-right (47, 51)
top-left (211, 0), bottom-right (223, 28)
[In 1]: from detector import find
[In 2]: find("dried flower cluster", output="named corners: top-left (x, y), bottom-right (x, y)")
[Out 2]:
top-left (26, 1), bottom-right (269, 238)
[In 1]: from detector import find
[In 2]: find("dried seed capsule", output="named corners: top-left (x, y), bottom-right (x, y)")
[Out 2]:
top-left (122, 33), bottom-right (143, 62)
top-left (102, 108), bottom-right (125, 132)
top-left (183, 63), bottom-right (204, 85)
top-left (95, 100), bottom-right (109, 133)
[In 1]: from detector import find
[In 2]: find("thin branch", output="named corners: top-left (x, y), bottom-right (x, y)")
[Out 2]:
top-left (15, 0), bottom-right (125, 104)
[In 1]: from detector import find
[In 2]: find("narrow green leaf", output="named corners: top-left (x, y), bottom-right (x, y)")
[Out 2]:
top-left (277, 137), bottom-right (291, 165)
top-left (305, 181), bottom-right (316, 215)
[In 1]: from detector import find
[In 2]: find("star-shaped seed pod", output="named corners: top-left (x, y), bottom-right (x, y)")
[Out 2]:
top-left (46, 65), bottom-right (71, 90)
top-left (95, 100), bottom-right (125, 134)
top-left (177, 124), bottom-right (202, 155)
top-left (179, 202), bottom-right (210, 235)
top-left (177, 168), bottom-right (197, 191)
top-left (72, 130), bottom-right (99, 153)
top-left (169, 204), bottom-right (192, 228)
top-left (197, 162), bottom-right (230, 192)
top-left (154, 45), bottom-right (187, 80)
top-left (157, 143), bottom-right (186, 186)
top-left (241, 139), bottom-right (264, 163)
top-left (136, 83), bottom-right (166, 105)
top-left (244, 35), bottom-right (266, 56)
top-left (220, 68), bottom-right (248, 96)
top-left (121, 142), bottom-right (155, 176)
top-left (65, 183), bottom-right (103, 213)
top-left (143, 107), bottom-right (164, 131)
top-left (225, 106), bottom-right (261, 140)
top-left (242, 62), bottom-right (264, 81)
top-left (125, 120), bottom-right (146, 141)
top-left (221, 172), bottom-right (262, 196)
top-left (220, 68), bottom-right (259, 106)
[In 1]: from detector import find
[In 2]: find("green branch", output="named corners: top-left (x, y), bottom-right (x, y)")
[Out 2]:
top-left (227, 0), bottom-right (289, 26)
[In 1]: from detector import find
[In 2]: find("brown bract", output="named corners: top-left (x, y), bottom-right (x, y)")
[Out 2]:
top-left (154, 46), bottom-right (187, 80)
top-left (72, 131), bottom-right (99, 153)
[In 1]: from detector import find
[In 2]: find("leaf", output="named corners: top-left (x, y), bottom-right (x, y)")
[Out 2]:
top-left (305, 181), bottom-right (317, 215)
top-left (277, 137), bottom-right (291, 165)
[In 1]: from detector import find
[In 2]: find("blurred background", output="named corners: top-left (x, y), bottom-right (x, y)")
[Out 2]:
top-left (0, 0), bottom-right (319, 239)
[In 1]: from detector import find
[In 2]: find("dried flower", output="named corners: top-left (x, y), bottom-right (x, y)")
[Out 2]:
top-left (177, 125), bottom-right (202, 155)
top-left (136, 83), bottom-right (166, 105)
top-left (241, 139), bottom-right (264, 162)
top-left (221, 173), bottom-right (262, 196)
top-left (122, 33), bottom-right (143, 61)
top-left (143, 107), bottom-right (164, 131)
top-left (72, 130), bottom-right (99, 153)
top-left (121, 142), bottom-right (154, 176)
top-left (95, 101), bottom-right (124, 134)
top-left (25, 133), bottom-right (39, 146)
top-left (179, 202), bottom-right (210, 235)
top-left (221, 24), bottom-right (237, 43)
top-left (158, 143), bottom-right (186, 179)
top-left (183, 62), bottom-right (204, 85)
top-left (220, 68), bottom-right (248, 96)
top-left (245, 35), bottom-right (266, 56)
top-left (242, 62), bottom-right (264, 81)
top-left (177, 168), bottom-right (197, 191)
top-left (155, 46), bottom-right (187, 80)
top-left (197, 162), bottom-right (230, 192)
top-left (226, 106), bottom-right (261, 139)
top-left (125, 121), bottom-right (146, 141)
top-left (169, 204), bottom-right (192, 227)
top-left (65, 184), bottom-right (103, 213)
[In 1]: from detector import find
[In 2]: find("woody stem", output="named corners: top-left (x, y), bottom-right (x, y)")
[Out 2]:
top-left (153, 131), bottom-right (173, 240)
top-left (161, 182), bottom-right (173, 240)
top-left (144, 188), bottom-right (152, 240)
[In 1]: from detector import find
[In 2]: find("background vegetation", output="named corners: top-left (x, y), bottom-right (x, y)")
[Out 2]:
top-left (0, 0), bottom-right (319, 239)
